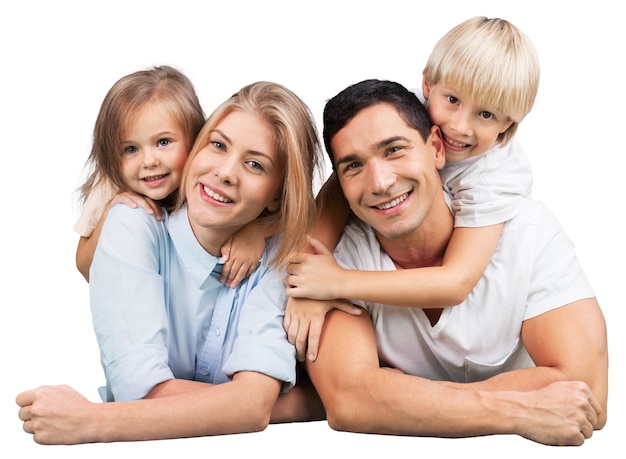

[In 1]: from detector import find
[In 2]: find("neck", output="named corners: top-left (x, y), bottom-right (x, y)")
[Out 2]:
top-left (377, 196), bottom-right (454, 270)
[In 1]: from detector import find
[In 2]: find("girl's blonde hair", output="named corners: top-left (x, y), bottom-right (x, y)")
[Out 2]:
top-left (423, 16), bottom-right (540, 145)
top-left (179, 81), bottom-right (323, 268)
top-left (78, 65), bottom-right (205, 209)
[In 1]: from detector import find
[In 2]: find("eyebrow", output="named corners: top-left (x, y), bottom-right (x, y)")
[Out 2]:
top-left (210, 128), bottom-right (276, 167)
top-left (335, 135), bottom-right (409, 167)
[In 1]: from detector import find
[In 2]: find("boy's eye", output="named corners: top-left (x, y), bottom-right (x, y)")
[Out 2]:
top-left (447, 95), bottom-right (459, 104)
top-left (479, 111), bottom-right (494, 120)
top-left (124, 146), bottom-right (138, 154)
top-left (157, 138), bottom-right (171, 147)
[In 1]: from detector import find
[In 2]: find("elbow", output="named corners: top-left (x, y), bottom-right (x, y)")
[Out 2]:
top-left (321, 386), bottom-right (365, 433)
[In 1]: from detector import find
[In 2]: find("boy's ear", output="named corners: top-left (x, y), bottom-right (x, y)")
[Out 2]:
top-left (422, 73), bottom-right (431, 101)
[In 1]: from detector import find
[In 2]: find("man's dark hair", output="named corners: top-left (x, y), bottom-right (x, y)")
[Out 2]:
top-left (323, 79), bottom-right (432, 166)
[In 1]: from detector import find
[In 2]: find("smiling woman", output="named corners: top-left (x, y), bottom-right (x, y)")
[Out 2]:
top-left (15, 81), bottom-right (325, 444)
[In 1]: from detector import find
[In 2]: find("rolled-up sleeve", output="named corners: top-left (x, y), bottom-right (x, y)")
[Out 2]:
top-left (221, 265), bottom-right (296, 392)
top-left (90, 205), bottom-right (173, 401)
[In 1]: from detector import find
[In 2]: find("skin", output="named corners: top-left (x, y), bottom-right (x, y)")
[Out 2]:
top-left (305, 102), bottom-right (607, 445)
top-left (17, 109), bottom-right (325, 444)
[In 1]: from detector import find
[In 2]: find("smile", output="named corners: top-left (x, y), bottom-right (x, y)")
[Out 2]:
top-left (443, 134), bottom-right (470, 148)
top-left (203, 185), bottom-right (233, 203)
top-left (376, 192), bottom-right (409, 210)
top-left (142, 174), bottom-right (167, 182)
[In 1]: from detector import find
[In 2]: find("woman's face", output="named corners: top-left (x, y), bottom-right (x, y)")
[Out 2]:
top-left (185, 109), bottom-right (283, 253)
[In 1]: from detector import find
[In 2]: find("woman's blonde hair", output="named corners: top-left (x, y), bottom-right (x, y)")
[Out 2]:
top-left (423, 16), bottom-right (540, 145)
top-left (178, 81), bottom-right (323, 268)
top-left (78, 65), bottom-right (205, 209)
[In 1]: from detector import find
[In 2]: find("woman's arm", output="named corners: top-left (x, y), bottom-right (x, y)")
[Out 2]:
top-left (76, 192), bottom-right (163, 281)
top-left (16, 371), bottom-right (281, 444)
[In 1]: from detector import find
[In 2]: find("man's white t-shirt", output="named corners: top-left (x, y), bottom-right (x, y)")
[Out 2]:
top-left (333, 198), bottom-right (594, 382)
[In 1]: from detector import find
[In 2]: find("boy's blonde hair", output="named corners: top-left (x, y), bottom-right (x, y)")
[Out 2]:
top-left (423, 16), bottom-right (540, 145)
top-left (178, 81), bottom-right (323, 268)
top-left (79, 65), bottom-right (205, 209)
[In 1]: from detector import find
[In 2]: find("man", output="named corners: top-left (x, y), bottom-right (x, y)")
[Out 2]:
top-left (304, 80), bottom-right (607, 445)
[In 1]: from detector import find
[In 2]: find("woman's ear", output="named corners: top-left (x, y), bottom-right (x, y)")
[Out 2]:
top-left (265, 194), bottom-right (281, 213)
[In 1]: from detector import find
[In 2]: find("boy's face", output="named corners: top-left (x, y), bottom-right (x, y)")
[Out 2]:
top-left (331, 102), bottom-right (446, 242)
top-left (422, 79), bottom-right (513, 162)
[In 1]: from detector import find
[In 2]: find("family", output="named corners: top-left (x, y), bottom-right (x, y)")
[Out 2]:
top-left (16, 17), bottom-right (607, 446)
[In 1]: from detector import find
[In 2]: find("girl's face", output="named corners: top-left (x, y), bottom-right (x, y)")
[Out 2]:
top-left (422, 80), bottom-right (513, 162)
top-left (120, 101), bottom-right (189, 200)
top-left (185, 109), bottom-right (283, 255)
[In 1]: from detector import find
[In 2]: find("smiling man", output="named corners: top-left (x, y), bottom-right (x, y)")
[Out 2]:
top-left (305, 79), bottom-right (608, 446)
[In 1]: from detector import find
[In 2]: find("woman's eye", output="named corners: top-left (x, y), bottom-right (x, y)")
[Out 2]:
top-left (210, 140), bottom-right (225, 150)
top-left (247, 160), bottom-right (265, 172)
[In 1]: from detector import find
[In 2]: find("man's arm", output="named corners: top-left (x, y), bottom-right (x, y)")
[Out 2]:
top-left (306, 309), bottom-right (601, 445)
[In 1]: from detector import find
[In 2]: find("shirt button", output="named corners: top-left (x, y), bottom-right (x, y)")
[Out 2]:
top-left (215, 327), bottom-right (220, 337)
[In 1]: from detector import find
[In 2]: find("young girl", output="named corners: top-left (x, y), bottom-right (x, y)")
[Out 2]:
top-left (17, 81), bottom-right (326, 444)
top-left (74, 65), bottom-right (205, 281)
top-left (282, 16), bottom-right (541, 362)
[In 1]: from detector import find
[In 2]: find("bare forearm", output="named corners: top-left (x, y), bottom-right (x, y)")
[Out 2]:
top-left (337, 267), bottom-right (470, 307)
top-left (96, 374), bottom-right (280, 442)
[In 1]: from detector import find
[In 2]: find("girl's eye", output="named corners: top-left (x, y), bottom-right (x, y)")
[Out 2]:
top-left (479, 111), bottom-right (494, 120)
top-left (157, 138), bottom-right (171, 147)
top-left (124, 146), bottom-right (138, 154)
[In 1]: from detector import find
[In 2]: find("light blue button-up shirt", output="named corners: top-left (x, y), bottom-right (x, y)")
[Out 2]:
top-left (89, 204), bottom-right (296, 402)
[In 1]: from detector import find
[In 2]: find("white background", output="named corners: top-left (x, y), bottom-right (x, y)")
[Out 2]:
top-left (2, 1), bottom-right (623, 457)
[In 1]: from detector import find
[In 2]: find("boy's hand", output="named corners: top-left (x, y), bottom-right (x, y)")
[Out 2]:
top-left (283, 296), bottom-right (361, 362)
top-left (285, 237), bottom-right (345, 300)
top-left (111, 191), bottom-right (164, 220)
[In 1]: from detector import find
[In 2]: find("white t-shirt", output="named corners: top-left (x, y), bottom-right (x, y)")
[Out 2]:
top-left (333, 198), bottom-right (595, 383)
top-left (411, 87), bottom-right (533, 227)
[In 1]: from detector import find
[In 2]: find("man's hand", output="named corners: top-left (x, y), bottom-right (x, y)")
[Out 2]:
top-left (513, 380), bottom-right (602, 446)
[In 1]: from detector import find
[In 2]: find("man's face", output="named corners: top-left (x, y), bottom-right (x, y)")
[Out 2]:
top-left (331, 102), bottom-right (446, 241)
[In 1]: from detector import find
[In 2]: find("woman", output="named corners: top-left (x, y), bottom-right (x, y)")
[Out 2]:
top-left (16, 81), bottom-right (324, 444)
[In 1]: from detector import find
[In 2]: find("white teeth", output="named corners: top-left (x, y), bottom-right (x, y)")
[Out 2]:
top-left (377, 193), bottom-right (408, 210)
top-left (444, 134), bottom-right (468, 148)
top-left (203, 185), bottom-right (232, 203)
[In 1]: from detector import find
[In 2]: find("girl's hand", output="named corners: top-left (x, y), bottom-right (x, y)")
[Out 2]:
top-left (220, 224), bottom-right (265, 288)
top-left (285, 236), bottom-right (345, 300)
top-left (283, 296), bottom-right (361, 362)
top-left (111, 191), bottom-right (164, 220)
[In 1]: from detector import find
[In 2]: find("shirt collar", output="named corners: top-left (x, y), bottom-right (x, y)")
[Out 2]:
top-left (168, 205), bottom-right (225, 288)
